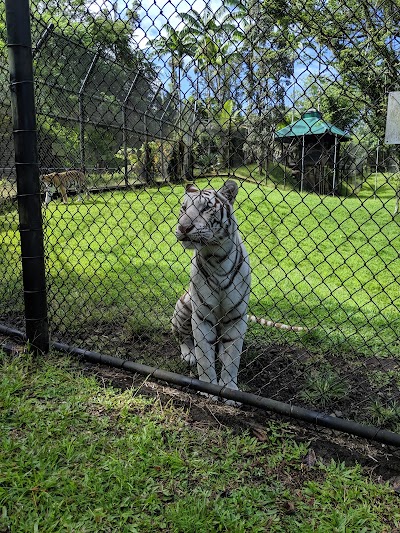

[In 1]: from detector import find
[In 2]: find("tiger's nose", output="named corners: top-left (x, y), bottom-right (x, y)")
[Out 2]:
top-left (177, 224), bottom-right (194, 235)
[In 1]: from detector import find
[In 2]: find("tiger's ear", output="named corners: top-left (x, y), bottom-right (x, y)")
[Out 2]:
top-left (185, 183), bottom-right (198, 193)
top-left (219, 181), bottom-right (238, 204)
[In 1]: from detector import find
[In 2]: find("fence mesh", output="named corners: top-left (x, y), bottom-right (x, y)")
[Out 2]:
top-left (2, 0), bottom-right (400, 434)
top-left (0, 15), bottom-right (23, 330)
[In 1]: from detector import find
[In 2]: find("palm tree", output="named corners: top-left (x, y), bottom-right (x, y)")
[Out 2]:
top-left (148, 23), bottom-right (194, 127)
top-left (148, 24), bottom-right (197, 182)
top-left (222, 0), bottom-right (295, 173)
top-left (215, 99), bottom-right (242, 168)
top-left (178, 8), bottom-right (240, 107)
top-left (177, 7), bottom-right (242, 168)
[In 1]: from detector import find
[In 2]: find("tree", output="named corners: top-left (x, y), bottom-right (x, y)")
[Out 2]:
top-left (264, 0), bottom-right (400, 136)
top-left (27, 1), bottom-right (164, 174)
top-left (214, 99), bottom-right (242, 167)
top-left (223, 0), bottom-right (295, 172)
top-left (148, 23), bottom-right (194, 119)
top-left (178, 8), bottom-right (240, 108)
top-left (294, 75), bottom-right (361, 132)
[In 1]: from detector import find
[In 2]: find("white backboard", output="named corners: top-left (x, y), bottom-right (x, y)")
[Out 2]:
top-left (385, 92), bottom-right (400, 145)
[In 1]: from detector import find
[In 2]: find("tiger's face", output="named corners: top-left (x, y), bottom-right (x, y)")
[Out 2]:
top-left (176, 181), bottom-right (238, 250)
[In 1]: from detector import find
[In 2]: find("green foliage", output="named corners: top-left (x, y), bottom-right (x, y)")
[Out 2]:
top-left (1, 351), bottom-right (399, 531)
top-left (122, 140), bottom-right (176, 182)
top-left (299, 365), bottom-right (349, 408)
top-left (37, 116), bottom-right (80, 168)
top-left (115, 147), bottom-right (139, 167)
top-left (293, 75), bottom-right (361, 133)
top-left (265, 0), bottom-right (397, 133)
top-left (369, 400), bottom-right (400, 432)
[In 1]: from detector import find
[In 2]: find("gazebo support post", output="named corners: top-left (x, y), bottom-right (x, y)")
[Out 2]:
top-left (333, 134), bottom-right (338, 195)
top-left (301, 135), bottom-right (305, 193)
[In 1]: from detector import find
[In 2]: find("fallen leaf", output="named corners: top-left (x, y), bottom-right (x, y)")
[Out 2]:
top-left (303, 448), bottom-right (317, 468)
top-left (283, 501), bottom-right (296, 514)
top-left (251, 425), bottom-right (268, 442)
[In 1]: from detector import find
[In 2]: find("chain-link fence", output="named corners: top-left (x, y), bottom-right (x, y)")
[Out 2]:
top-left (2, 0), bottom-right (400, 442)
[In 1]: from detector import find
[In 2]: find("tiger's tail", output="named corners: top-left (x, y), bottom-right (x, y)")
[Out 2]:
top-left (247, 315), bottom-right (308, 332)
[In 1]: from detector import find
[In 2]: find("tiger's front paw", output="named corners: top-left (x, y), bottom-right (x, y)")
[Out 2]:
top-left (219, 382), bottom-right (242, 407)
top-left (223, 398), bottom-right (242, 408)
top-left (199, 391), bottom-right (219, 403)
top-left (180, 344), bottom-right (196, 366)
top-left (181, 353), bottom-right (196, 366)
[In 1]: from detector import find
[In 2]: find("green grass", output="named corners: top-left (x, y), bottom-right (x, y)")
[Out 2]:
top-left (232, 162), bottom-right (294, 189)
top-left (357, 172), bottom-right (398, 202)
top-left (1, 350), bottom-right (399, 532)
top-left (0, 178), bottom-right (399, 359)
top-left (237, 181), bottom-right (400, 355)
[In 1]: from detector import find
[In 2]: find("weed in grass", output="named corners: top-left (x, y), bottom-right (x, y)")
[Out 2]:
top-left (299, 365), bottom-right (349, 409)
top-left (367, 369), bottom-right (400, 391)
top-left (369, 399), bottom-right (400, 431)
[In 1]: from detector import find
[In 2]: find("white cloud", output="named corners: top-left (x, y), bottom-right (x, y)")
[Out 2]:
top-left (87, 0), bottom-right (113, 14)
top-left (138, 0), bottom-right (223, 40)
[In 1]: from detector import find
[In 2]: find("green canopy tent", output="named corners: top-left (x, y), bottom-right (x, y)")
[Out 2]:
top-left (275, 109), bottom-right (351, 194)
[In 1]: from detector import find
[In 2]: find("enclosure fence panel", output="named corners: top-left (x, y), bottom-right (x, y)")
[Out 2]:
top-left (1, 0), bottom-right (400, 439)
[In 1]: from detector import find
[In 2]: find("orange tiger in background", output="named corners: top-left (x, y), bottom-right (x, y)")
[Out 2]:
top-left (41, 170), bottom-right (87, 205)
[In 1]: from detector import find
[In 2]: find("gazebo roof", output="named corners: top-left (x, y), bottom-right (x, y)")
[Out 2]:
top-left (275, 109), bottom-right (351, 141)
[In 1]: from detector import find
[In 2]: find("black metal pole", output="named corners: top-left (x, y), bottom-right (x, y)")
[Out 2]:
top-left (78, 93), bottom-right (85, 172)
top-left (32, 22), bottom-right (54, 58)
top-left (48, 342), bottom-right (400, 448)
top-left (5, 0), bottom-right (49, 353)
top-left (122, 105), bottom-right (128, 186)
top-left (122, 74), bottom-right (139, 187)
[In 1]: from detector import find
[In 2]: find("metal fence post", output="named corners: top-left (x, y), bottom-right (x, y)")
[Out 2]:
top-left (122, 73), bottom-right (139, 187)
top-left (79, 50), bottom-right (100, 173)
top-left (32, 22), bottom-right (54, 59)
top-left (5, 0), bottom-right (49, 353)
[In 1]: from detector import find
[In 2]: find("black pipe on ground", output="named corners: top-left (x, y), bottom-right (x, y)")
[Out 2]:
top-left (0, 325), bottom-right (26, 340)
top-left (5, 0), bottom-right (49, 353)
top-left (1, 322), bottom-right (400, 448)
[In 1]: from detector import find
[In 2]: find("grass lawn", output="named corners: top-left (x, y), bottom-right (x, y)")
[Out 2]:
top-left (45, 179), bottom-right (400, 357)
top-left (0, 178), bottom-right (399, 360)
top-left (231, 162), bottom-right (291, 188)
top-left (1, 350), bottom-right (399, 532)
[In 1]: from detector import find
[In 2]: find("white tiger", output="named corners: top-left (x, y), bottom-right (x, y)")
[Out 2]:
top-left (172, 181), bottom-right (306, 403)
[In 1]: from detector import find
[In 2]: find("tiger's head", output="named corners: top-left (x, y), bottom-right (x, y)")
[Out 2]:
top-left (176, 181), bottom-right (239, 250)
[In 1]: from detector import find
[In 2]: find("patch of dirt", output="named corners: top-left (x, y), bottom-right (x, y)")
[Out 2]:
top-left (41, 319), bottom-right (400, 431)
top-left (2, 332), bottom-right (400, 482)
top-left (74, 357), bottom-right (400, 482)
